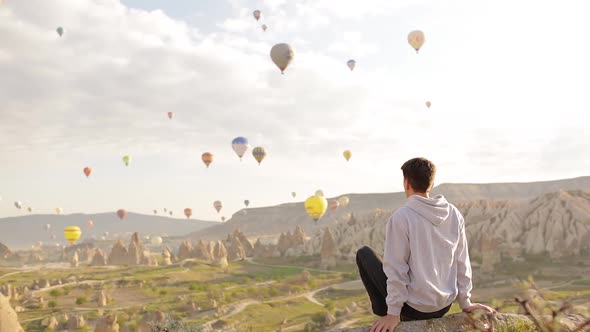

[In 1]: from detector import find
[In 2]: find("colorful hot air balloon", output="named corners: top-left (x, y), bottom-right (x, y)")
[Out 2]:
top-left (426, 101), bottom-right (432, 108)
top-left (270, 43), bottom-right (294, 74)
top-left (338, 196), bottom-right (350, 207)
top-left (122, 155), bottom-right (131, 167)
top-left (408, 30), bottom-right (425, 53)
top-left (14, 201), bottom-right (22, 209)
top-left (55, 207), bottom-right (63, 215)
top-left (202, 152), bottom-right (213, 168)
top-left (329, 200), bottom-right (340, 212)
top-left (253, 10), bottom-right (261, 21)
top-left (305, 195), bottom-right (328, 222)
top-left (56, 27), bottom-right (64, 37)
top-left (151, 236), bottom-right (163, 245)
top-left (244, 200), bottom-right (250, 207)
top-left (116, 209), bottom-right (127, 220)
top-left (315, 190), bottom-right (324, 197)
top-left (252, 147), bottom-right (266, 165)
top-left (262, 24), bottom-right (268, 32)
top-left (347, 59), bottom-right (356, 71)
top-left (86, 220), bottom-right (94, 228)
top-left (64, 226), bottom-right (81, 245)
top-left (167, 112), bottom-right (173, 119)
top-left (343, 150), bottom-right (352, 162)
top-left (83, 167), bottom-right (92, 178)
top-left (214, 201), bottom-right (222, 213)
top-left (184, 208), bottom-right (192, 219)
top-left (232, 137), bottom-right (250, 160)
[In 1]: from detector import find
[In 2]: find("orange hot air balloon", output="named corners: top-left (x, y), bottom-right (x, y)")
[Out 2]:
top-left (116, 209), bottom-right (127, 220)
top-left (184, 208), bottom-right (192, 219)
top-left (167, 112), bottom-right (173, 119)
top-left (86, 220), bottom-right (94, 228)
top-left (329, 200), bottom-right (340, 212)
top-left (83, 167), bottom-right (92, 178)
top-left (202, 152), bottom-right (214, 168)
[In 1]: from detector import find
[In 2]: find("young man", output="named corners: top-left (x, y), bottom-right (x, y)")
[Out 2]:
top-left (356, 157), bottom-right (495, 332)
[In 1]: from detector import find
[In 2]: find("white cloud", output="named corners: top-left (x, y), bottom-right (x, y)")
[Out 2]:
top-left (0, 0), bottom-right (589, 219)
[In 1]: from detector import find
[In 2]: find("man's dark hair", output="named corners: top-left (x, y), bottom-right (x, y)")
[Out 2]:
top-left (401, 157), bottom-right (436, 193)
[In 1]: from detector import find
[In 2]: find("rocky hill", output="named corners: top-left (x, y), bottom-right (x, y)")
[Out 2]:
top-left (0, 292), bottom-right (25, 332)
top-left (0, 212), bottom-right (217, 249)
top-left (301, 190), bottom-right (590, 268)
top-left (189, 176), bottom-right (590, 241)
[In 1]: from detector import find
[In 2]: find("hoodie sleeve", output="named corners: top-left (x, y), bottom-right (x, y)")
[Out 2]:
top-left (383, 210), bottom-right (410, 315)
top-left (456, 212), bottom-right (473, 309)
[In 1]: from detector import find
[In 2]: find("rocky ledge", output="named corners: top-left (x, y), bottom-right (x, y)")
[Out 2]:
top-left (334, 312), bottom-right (588, 332)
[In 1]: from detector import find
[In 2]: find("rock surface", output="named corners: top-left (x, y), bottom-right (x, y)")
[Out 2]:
top-left (0, 292), bottom-right (25, 332)
top-left (333, 313), bottom-right (586, 332)
top-left (91, 249), bottom-right (108, 266)
top-left (94, 314), bottom-right (120, 332)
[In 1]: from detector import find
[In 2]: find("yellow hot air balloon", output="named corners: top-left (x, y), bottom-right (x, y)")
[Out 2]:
top-left (122, 155), bottom-right (131, 166)
top-left (55, 207), bottom-right (63, 214)
top-left (270, 43), bottom-right (294, 74)
top-left (343, 150), bottom-right (352, 162)
top-left (305, 195), bottom-right (328, 222)
top-left (252, 147), bottom-right (266, 165)
top-left (64, 226), bottom-right (81, 245)
top-left (408, 30), bottom-right (425, 53)
top-left (338, 196), bottom-right (350, 207)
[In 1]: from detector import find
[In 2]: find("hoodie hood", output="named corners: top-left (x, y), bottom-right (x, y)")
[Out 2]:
top-left (405, 194), bottom-right (450, 226)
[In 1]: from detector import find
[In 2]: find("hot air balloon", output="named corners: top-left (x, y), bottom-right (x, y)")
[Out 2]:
top-left (56, 27), bottom-right (64, 37)
top-left (86, 220), bottom-right (94, 228)
top-left (270, 43), bottom-right (294, 74)
top-left (27, 207), bottom-right (32, 213)
top-left (292, 192), bottom-right (297, 198)
top-left (202, 152), bottom-right (213, 168)
top-left (153, 209), bottom-right (157, 215)
top-left (151, 236), bottom-right (163, 245)
top-left (315, 190), bottom-right (324, 197)
top-left (14, 201), bottom-right (22, 209)
top-left (338, 196), bottom-right (350, 207)
top-left (244, 200), bottom-right (250, 207)
top-left (262, 24), bottom-right (268, 32)
top-left (164, 208), bottom-right (167, 213)
top-left (116, 209), bottom-right (127, 220)
top-left (169, 211), bottom-right (173, 216)
top-left (55, 207), bottom-right (63, 215)
top-left (232, 137), bottom-right (250, 160)
top-left (184, 208), bottom-right (192, 219)
top-left (64, 226), bottom-right (81, 245)
top-left (343, 150), bottom-right (352, 162)
top-left (83, 167), bottom-right (92, 178)
top-left (329, 200), bottom-right (340, 212)
top-left (408, 30), bottom-right (425, 53)
top-left (304, 195), bottom-right (328, 222)
top-left (252, 147), bottom-right (266, 165)
top-left (221, 216), bottom-right (226, 222)
top-left (122, 155), bottom-right (131, 167)
top-left (214, 201), bottom-right (222, 213)
top-left (347, 59), bottom-right (356, 71)
top-left (167, 112), bottom-right (173, 119)
top-left (426, 101), bottom-right (432, 108)
top-left (50, 234), bottom-right (56, 240)
top-left (253, 10), bottom-right (261, 21)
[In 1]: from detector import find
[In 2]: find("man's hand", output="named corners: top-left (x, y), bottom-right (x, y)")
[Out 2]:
top-left (371, 314), bottom-right (400, 332)
top-left (463, 303), bottom-right (497, 313)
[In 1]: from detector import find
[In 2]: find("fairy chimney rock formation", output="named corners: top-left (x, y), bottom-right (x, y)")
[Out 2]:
top-left (212, 241), bottom-right (228, 267)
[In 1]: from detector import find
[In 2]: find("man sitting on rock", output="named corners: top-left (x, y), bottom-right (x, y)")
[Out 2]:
top-left (356, 157), bottom-right (496, 332)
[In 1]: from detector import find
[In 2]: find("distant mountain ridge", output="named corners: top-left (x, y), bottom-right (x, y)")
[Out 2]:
top-left (0, 212), bottom-right (217, 249)
top-left (188, 176), bottom-right (590, 241)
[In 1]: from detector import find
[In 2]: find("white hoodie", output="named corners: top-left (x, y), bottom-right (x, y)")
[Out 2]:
top-left (383, 194), bottom-right (473, 315)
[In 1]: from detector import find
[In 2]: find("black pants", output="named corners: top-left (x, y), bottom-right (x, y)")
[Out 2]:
top-left (356, 246), bottom-right (452, 321)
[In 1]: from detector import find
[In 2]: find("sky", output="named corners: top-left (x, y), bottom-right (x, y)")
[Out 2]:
top-left (0, 0), bottom-right (589, 220)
